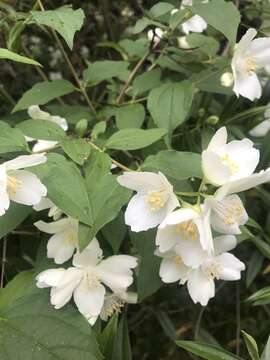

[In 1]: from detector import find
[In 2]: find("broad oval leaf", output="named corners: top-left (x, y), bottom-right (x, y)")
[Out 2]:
top-left (13, 80), bottom-right (75, 113)
top-left (147, 81), bottom-right (193, 139)
top-left (31, 6), bottom-right (85, 49)
top-left (191, 0), bottom-right (241, 44)
top-left (106, 128), bottom-right (167, 150)
top-left (115, 104), bottom-right (145, 129)
top-left (83, 61), bottom-right (129, 86)
top-left (60, 138), bottom-right (91, 165)
top-left (0, 121), bottom-right (29, 154)
top-left (17, 119), bottom-right (66, 141)
top-left (142, 150), bottom-right (203, 180)
top-left (0, 293), bottom-right (102, 360)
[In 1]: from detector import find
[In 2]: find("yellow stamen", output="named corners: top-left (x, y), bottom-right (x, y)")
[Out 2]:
top-left (146, 190), bottom-right (168, 211)
top-left (7, 176), bottom-right (22, 196)
top-left (175, 220), bottom-right (199, 240)
top-left (246, 58), bottom-right (257, 74)
top-left (173, 255), bottom-right (183, 266)
top-left (220, 154), bottom-right (239, 175)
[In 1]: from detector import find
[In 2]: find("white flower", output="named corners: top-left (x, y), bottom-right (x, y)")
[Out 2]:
top-left (36, 238), bottom-right (137, 325)
top-left (249, 106), bottom-right (270, 137)
top-left (117, 171), bottom-right (179, 232)
top-left (181, 0), bottom-right (207, 35)
top-left (202, 127), bottom-right (260, 186)
top-left (27, 105), bottom-right (68, 152)
top-left (34, 217), bottom-right (79, 264)
top-left (187, 236), bottom-right (245, 306)
top-left (33, 197), bottom-right (62, 220)
top-left (0, 154), bottom-right (47, 215)
top-left (207, 194), bottom-right (248, 235)
top-left (156, 205), bottom-right (212, 264)
top-left (231, 28), bottom-right (270, 101)
top-left (157, 235), bottom-right (245, 306)
top-left (99, 291), bottom-right (138, 322)
top-left (177, 36), bottom-right (192, 49)
top-left (147, 28), bottom-right (164, 43)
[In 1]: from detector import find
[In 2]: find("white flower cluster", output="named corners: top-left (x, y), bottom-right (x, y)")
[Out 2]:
top-left (118, 127), bottom-right (270, 306)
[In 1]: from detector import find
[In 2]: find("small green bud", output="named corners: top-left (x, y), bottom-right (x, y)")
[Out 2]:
top-left (75, 119), bottom-right (88, 137)
top-left (198, 108), bottom-right (205, 117)
top-left (206, 115), bottom-right (219, 125)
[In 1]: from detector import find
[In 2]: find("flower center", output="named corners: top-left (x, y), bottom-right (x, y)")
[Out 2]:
top-left (245, 57), bottom-right (256, 74)
top-left (102, 295), bottom-right (125, 319)
top-left (173, 255), bottom-right (183, 266)
top-left (214, 199), bottom-right (244, 225)
top-left (175, 220), bottom-right (199, 240)
top-left (202, 261), bottom-right (221, 280)
top-left (146, 190), bottom-right (168, 211)
top-left (7, 175), bottom-right (22, 196)
top-left (66, 231), bottom-right (78, 246)
top-left (220, 154), bottom-right (239, 175)
top-left (86, 271), bottom-right (100, 288)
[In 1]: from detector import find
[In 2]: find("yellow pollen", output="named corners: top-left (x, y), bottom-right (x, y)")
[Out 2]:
top-left (66, 231), bottom-right (77, 246)
top-left (220, 154), bottom-right (239, 175)
top-left (202, 262), bottom-right (221, 280)
top-left (246, 58), bottom-right (257, 74)
top-left (146, 190), bottom-right (168, 211)
top-left (173, 255), bottom-right (183, 266)
top-left (175, 220), bottom-right (199, 240)
top-left (104, 297), bottom-right (125, 318)
top-left (7, 176), bottom-right (22, 196)
top-left (86, 271), bottom-right (100, 288)
top-left (223, 202), bottom-right (244, 225)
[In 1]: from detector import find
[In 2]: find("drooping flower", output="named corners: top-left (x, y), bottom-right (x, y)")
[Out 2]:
top-left (36, 238), bottom-right (137, 325)
top-left (0, 154), bottom-right (47, 215)
top-left (147, 28), bottom-right (164, 43)
top-left (202, 127), bottom-right (260, 186)
top-left (249, 105), bottom-right (270, 137)
top-left (34, 217), bottom-right (79, 264)
top-left (157, 235), bottom-right (245, 306)
top-left (207, 194), bottom-right (248, 235)
top-left (186, 236), bottom-right (245, 306)
top-left (117, 171), bottom-right (179, 232)
top-left (27, 105), bottom-right (68, 152)
top-left (231, 28), bottom-right (270, 101)
top-left (33, 197), bottom-right (62, 220)
top-left (156, 205), bottom-right (212, 264)
top-left (181, 0), bottom-right (207, 35)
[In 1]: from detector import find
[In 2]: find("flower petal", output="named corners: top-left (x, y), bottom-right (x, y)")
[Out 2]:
top-left (0, 164), bottom-right (10, 216)
top-left (117, 171), bottom-right (166, 193)
top-left (187, 269), bottom-right (215, 306)
top-left (47, 232), bottom-right (76, 264)
top-left (214, 235), bottom-right (237, 255)
top-left (32, 140), bottom-right (58, 153)
top-left (36, 268), bottom-right (65, 288)
top-left (202, 151), bottom-right (231, 186)
top-left (35, 218), bottom-right (71, 234)
top-left (233, 71), bottom-right (262, 101)
top-left (216, 253), bottom-right (245, 280)
top-left (72, 238), bottom-right (102, 268)
top-left (8, 170), bottom-right (47, 205)
top-left (5, 154), bottom-right (47, 170)
top-left (207, 127), bottom-right (227, 152)
top-left (249, 120), bottom-right (270, 137)
top-left (159, 256), bottom-right (189, 283)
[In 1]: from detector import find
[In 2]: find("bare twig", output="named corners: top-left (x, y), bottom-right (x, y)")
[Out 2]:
top-left (37, 0), bottom-right (97, 116)
top-left (1, 237), bottom-right (7, 288)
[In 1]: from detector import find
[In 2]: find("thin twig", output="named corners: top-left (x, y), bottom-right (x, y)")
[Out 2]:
top-left (1, 237), bottom-right (7, 288)
top-left (236, 283), bottom-right (241, 356)
top-left (37, 0), bottom-right (97, 116)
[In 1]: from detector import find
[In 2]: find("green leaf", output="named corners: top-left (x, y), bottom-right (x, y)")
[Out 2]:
top-left (246, 286), bottom-right (270, 306)
top-left (130, 229), bottom-right (162, 301)
top-left (133, 68), bottom-right (162, 96)
top-left (31, 6), bottom-right (85, 49)
top-left (186, 33), bottom-right (219, 58)
top-left (261, 335), bottom-right (270, 360)
top-left (0, 203), bottom-right (32, 240)
top-left (147, 82), bottom-right (193, 139)
top-left (92, 121), bottom-right (107, 139)
top-left (191, 0), bottom-right (241, 44)
top-left (176, 340), bottom-right (243, 360)
top-left (0, 271), bottom-right (36, 309)
top-left (169, 9), bottom-right (188, 30)
top-left (33, 153), bottom-right (92, 226)
top-left (142, 150), bottom-right (203, 180)
top-left (17, 119), bottom-right (66, 141)
top-left (60, 138), bottom-right (91, 165)
top-left (101, 212), bottom-right (127, 254)
top-left (99, 314), bottom-right (118, 359)
top-left (13, 80), bottom-right (75, 113)
top-left (79, 174), bottom-right (131, 250)
top-left (133, 17), bottom-right (152, 34)
top-left (111, 314), bottom-right (132, 360)
top-left (0, 48), bottom-right (41, 66)
top-left (149, 2), bottom-right (174, 19)
top-left (241, 331), bottom-right (260, 360)
top-left (116, 104), bottom-right (145, 129)
top-left (83, 61), bottom-right (129, 85)
top-left (106, 128), bottom-right (167, 150)
top-left (0, 293), bottom-right (102, 360)
top-left (246, 251), bottom-right (264, 288)
top-left (0, 121), bottom-right (29, 154)
top-left (251, 237), bottom-right (270, 260)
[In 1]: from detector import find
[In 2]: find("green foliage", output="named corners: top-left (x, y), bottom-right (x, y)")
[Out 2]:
top-left (13, 80), bottom-right (75, 112)
top-left (83, 61), bottom-right (129, 85)
top-left (0, 293), bottom-right (102, 360)
top-left (0, 204), bottom-right (32, 240)
top-left (31, 6), bottom-right (85, 49)
top-left (242, 331), bottom-right (260, 360)
top-left (115, 104), bottom-right (145, 129)
top-left (17, 119), bottom-right (66, 141)
top-left (0, 48), bottom-right (41, 66)
top-left (60, 138), bottom-right (91, 165)
top-left (0, 121), bottom-right (29, 154)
